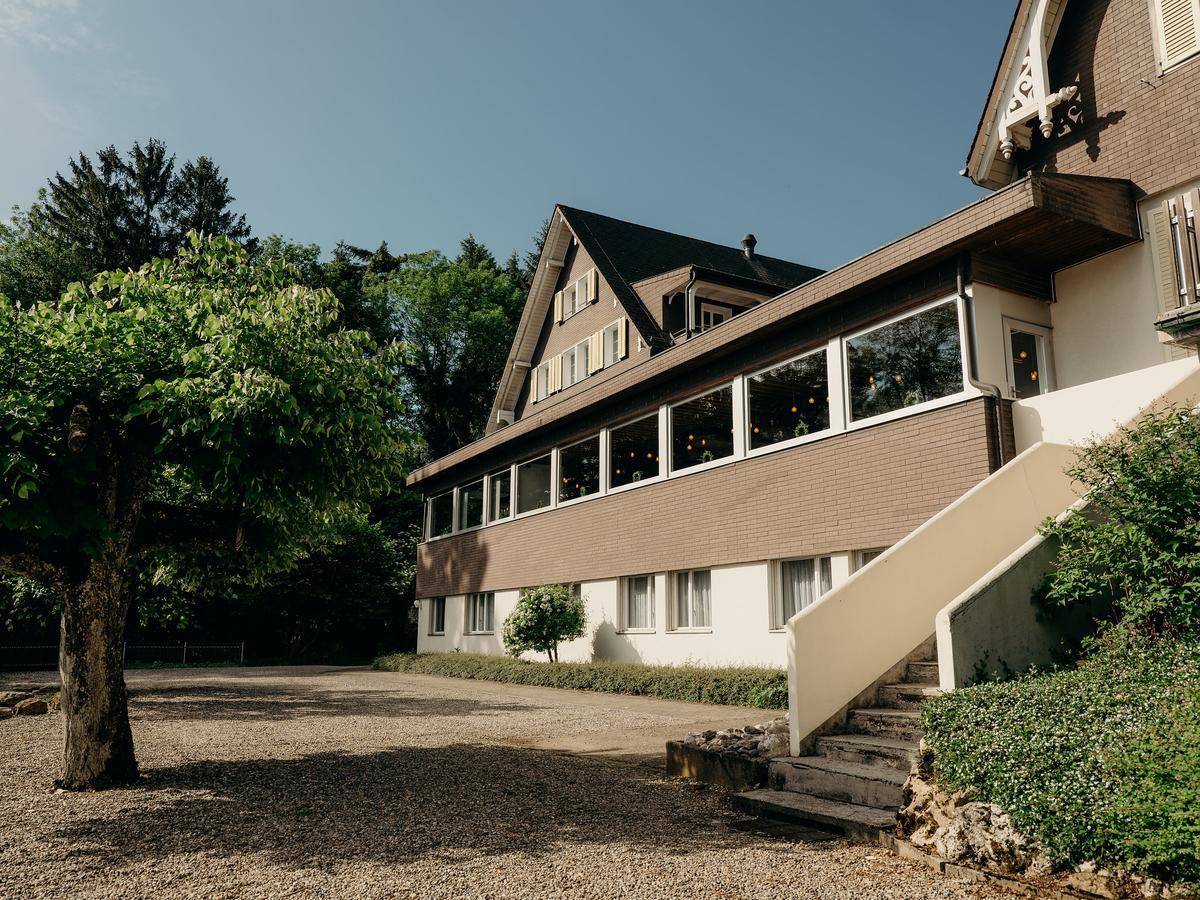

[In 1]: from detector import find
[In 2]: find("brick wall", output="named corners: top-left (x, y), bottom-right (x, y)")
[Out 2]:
top-left (1019, 0), bottom-right (1200, 199)
top-left (416, 397), bottom-right (1002, 597)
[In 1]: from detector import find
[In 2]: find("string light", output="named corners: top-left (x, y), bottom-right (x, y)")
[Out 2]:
top-left (790, 405), bottom-right (798, 413)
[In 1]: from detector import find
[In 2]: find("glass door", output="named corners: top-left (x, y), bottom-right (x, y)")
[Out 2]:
top-left (1004, 319), bottom-right (1054, 399)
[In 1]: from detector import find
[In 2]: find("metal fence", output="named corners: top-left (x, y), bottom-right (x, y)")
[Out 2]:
top-left (0, 642), bottom-right (245, 671)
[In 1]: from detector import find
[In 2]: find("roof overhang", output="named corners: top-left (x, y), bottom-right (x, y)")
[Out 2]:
top-left (409, 173), bottom-right (1139, 491)
top-left (966, 0), bottom-right (1074, 189)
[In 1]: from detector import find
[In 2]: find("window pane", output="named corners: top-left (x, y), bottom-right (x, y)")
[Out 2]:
top-left (748, 350), bottom-right (830, 450)
top-left (674, 572), bottom-right (690, 627)
top-left (1009, 329), bottom-right (1044, 399)
top-left (626, 575), bottom-right (653, 630)
top-left (559, 435), bottom-right (600, 501)
top-left (603, 324), bottom-right (619, 366)
top-left (516, 455), bottom-right (551, 513)
top-left (578, 341), bottom-right (589, 378)
top-left (459, 480), bottom-right (483, 530)
top-left (489, 469), bottom-right (511, 520)
top-left (430, 597), bottom-right (445, 634)
top-left (536, 364), bottom-right (549, 400)
top-left (818, 556), bottom-right (832, 595)
top-left (429, 492), bottom-right (454, 538)
top-left (692, 570), bottom-right (711, 628)
top-left (671, 385), bottom-right (734, 472)
top-left (610, 415), bottom-right (659, 488)
top-left (846, 301), bottom-right (963, 422)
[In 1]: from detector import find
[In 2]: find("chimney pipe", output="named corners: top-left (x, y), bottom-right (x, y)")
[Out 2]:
top-left (741, 233), bottom-right (757, 260)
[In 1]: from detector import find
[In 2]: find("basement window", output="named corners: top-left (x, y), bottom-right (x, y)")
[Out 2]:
top-left (671, 569), bottom-right (711, 630)
top-left (428, 597), bottom-right (446, 635)
top-left (621, 575), bottom-right (655, 631)
top-left (466, 592), bottom-right (495, 633)
top-left (772, 557), bottom-right (832, 630)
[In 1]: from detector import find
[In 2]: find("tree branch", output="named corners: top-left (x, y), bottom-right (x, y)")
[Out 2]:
top-left (133, 502), bottom-right (246, 552)
top-left (0, 533), bottom-right (67, 591)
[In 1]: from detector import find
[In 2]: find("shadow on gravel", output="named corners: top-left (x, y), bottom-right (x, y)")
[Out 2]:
top-left (129, 686), bottom-right (544, 722)
top-left (53, 746), bottom-right (759, 867)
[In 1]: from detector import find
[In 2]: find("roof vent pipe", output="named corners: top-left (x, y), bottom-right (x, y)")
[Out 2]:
top-left (741, 234), bottom-right (757, 259)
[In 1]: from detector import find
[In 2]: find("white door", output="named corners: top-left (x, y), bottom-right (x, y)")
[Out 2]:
top-left (699, 303), bottom-right (729, 332)
top-left (1003, 318), bottom-right (1055, 399)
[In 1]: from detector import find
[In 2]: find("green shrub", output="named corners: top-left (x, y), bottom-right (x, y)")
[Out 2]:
top-left (1040, 407), bottom-right (1200, 636)
top-left (921, 635), bottom-right (1200, 872)
top-left (501, 584), bottom-right (585, 662)
top-left (373, 651), bottom-right (787, 709)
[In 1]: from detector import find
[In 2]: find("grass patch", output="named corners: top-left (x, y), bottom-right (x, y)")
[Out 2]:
top-left (373, 651), bottom-right (787, 709)
top-left (921, 633), bottom-right (1200, 883)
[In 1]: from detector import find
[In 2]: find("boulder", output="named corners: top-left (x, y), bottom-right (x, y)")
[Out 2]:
top-left (14, 697), bottom-right (48, 716)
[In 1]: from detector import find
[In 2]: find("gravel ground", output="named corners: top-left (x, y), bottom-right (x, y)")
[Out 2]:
top-left (0, 666), bottom-right (1010, 900)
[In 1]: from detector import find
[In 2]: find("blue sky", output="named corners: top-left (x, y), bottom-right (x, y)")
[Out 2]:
top-left (0, 1), bottom-right (1014, 271)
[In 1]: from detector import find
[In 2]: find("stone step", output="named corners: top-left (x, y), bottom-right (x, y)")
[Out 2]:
top-left (876, 683), bottom-right (942, 710)
top-left (815, 733), bottom-right (919, 773)
top-left (847, 708), bottom-right (923, 742)
top-left (906, 661), bottom-right (939, 683)
top-left (770, 755), bottom-right (906, 809)
top-left (732, 789), bottom-right (898, 842)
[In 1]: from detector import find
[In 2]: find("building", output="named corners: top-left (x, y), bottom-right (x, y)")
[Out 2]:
top-left (408, 0), bottom-right (1200, 682)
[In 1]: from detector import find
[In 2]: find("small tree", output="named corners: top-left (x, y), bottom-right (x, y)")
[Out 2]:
top-left (0, 234), bottom-right (406, 789)
top-left (502, 584), bottom-right (585, 662)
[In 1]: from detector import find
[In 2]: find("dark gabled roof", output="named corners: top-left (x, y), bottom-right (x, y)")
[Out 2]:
top-left (560, 205), bottom-right (824, 299)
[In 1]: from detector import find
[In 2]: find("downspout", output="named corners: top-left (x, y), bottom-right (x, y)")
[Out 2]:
top-left (683, 267), bottom-right (698, 338)
top-left (958, 256), bottom-right (1009, 466)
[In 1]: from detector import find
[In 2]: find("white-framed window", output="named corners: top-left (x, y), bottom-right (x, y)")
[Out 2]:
top-left (1151, 0), bottom-right (1200, 72)
top-left (534, 361), bottom-right (551, 401)
top-left (772, 557), bottom-right (832, 630)
top-left (466, 592), bottom-right (495, 633)
top-left (427, 491), bottom-right (454, 539)
top-left (428, 597), bottom-right (446, 635)
top-left (621, 575), bottom-right (655, 631)
top-left (488, 467), bottom-right (512, 521)
top-left (558, 434), bottom-right (600, 502)
top-left (854, 548), bottom-right (887, 571)
top-left (516, 455), bottom-right (552, 514)
top-left (843, 297), bottom-right (966, 425)
top-left (458, 479), bottom-right (484, 531)
top-left (609, 413), bottom-right (660, 489)
top-left (602, 320), bottom-right (621, 366)
top-left (747, 346), bottom-right (831, 452)
top-left (562, 272), bottom-right (592, 320)
top-left (699, 302), bottom-right (729, 332)
top-left (671, 569), bottom-right (711, 630)
top-left (561, 340), bottom-right (589, 389)
top-left (670, 384), bottom-right (735, 472)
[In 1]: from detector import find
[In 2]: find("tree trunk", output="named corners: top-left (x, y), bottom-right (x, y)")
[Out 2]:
top-left (57, 557), bottom-right (138, 790)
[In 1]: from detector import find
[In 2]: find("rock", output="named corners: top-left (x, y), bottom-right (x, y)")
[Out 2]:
top-left (766, 720), bottom-right (789, 735)
top-left (758, 733), bottom-right (790, 758)
top-left (742, 725), bottom-right (762, 735)
top-left (14, 698), bottom-right (48, 716)
top-left (700, 730), bottom-right (717, 741)
top-left (0, 691), bottom-right (32, 707)
top-left (0, 706), bottom-right (12, 720)
top-left (1065, 871), bottom-right (1120, 898)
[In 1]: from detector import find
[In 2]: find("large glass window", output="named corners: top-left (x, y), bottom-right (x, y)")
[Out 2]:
top-left (773, 557), bottom-right (832, 630)
top-left (622, 575), bottom-right (655, 631)
top-left (428, 491), bottom-right (453, 538)
top-left (467, 592), bottom-right (494, 633)
top-left (428, 597), bottom-right (446, 635)
top-left (488, 468), bottom-right (511, 521)
top-left (458, 479), bottom-right (484, 530)
top-left (559, 435), bottom-right (600, 502)
top-left (609, 414), bottom-right (659, 488)
top-left (747, 349), bottom-right (830, 450)
top-left (671, 385), bottom-right (734, 472)
top-left (845, 300), bottom-right (964, 423)
top-left (516, 455), bottom-right (552, 514)
top-left (672, 569), bottom-right (711, 630)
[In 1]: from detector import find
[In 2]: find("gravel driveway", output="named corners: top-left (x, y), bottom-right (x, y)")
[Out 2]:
top-left (0, 666), bottom-right (1008, 900)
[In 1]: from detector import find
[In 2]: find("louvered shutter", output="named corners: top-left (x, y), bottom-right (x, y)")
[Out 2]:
top-left (553, 290), bottom-right (564, 323)
top-left (1157, 0), bottom-right (1200, 70)
top-left (587, 268), bottom-right (599, 303)
top-left (551, 355), bottom-right (562, 392)
top-left (591, 331), bottom-right (603, 372)
top-left (617, 317), bottom-right (628, 358)
top-left (1149, 201), bottom-right (1195, 359)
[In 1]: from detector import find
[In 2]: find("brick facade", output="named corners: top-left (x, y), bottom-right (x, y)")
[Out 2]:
top-left (416, 397), bottom-right (1003, 598)
top-left (1016, 0), bottom-right (1200, 199)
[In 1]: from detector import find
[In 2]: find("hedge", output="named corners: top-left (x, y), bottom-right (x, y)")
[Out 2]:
top-left (373, 651), bottom-right (788, 709)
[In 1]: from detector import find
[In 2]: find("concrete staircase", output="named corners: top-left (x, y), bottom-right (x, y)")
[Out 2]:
top-left (732, 654), bottom-right (938, 841)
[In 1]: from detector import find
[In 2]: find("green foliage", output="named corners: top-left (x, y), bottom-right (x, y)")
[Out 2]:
top-left (1109, 686), bottom-right (1200, 885)
top-left (1041, 408), bottom-right (1200, 636)
top-left (922, 632), bottom-right (1200, 878)
top-left (373, 652), bottom-right (788, 709)
top-left (0, 231), bottom-right (407, 586)
top-left (501, 584), bottom-right (585, 661)
top-left (372, 250), bottom-right (524, 458)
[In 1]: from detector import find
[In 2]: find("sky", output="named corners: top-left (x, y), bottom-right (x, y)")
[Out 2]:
top-left (0, 0), bottom-right (1015, 271)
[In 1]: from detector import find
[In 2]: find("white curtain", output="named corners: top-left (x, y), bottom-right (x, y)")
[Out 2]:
top-left (691, 570), bottom-right (711, 628)
top-left (781, 558), bottom-right (815, 624)
top-left (627, 577), bottom-right (652, 629)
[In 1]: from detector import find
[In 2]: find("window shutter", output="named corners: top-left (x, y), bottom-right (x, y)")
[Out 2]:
top-left (552, 354), bottom-right (562, 392)
top-left (553, 290), bottom-right (563, 323)
top-left (1157, 0), bottom-right (1200, 70)
top-left (589, 331), bottom-right (602, 373)
top-left (529, 369), bottom-right (538, 403)
top-left (1150, 203), bottom-right (1183, 318)
top-left (617, 317), bottom-right (628, 358)
top-left (588, 268), bottom-right (599, 303)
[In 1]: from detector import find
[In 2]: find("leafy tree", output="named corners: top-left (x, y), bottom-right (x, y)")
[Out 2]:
top-left (0, 234), bottom-right (406, 789)
top-left (1041, 407), bottom-right (1200, 636)
top-left (374, 251), bottom-right (524, 458)
top-left (502, 584), bottom-right (586, 662)
top-left (457, 233), bottom-right (498, 272)
top-left (504, 217), bottom-right (549, 294)
top-left (0, 139), bottom-right (251, 306)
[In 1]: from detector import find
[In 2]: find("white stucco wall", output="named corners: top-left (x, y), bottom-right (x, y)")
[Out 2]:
top-left (970, 283), bottom-right (1053, 394)
top-left (415, 554), bottom-right (859, 667)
